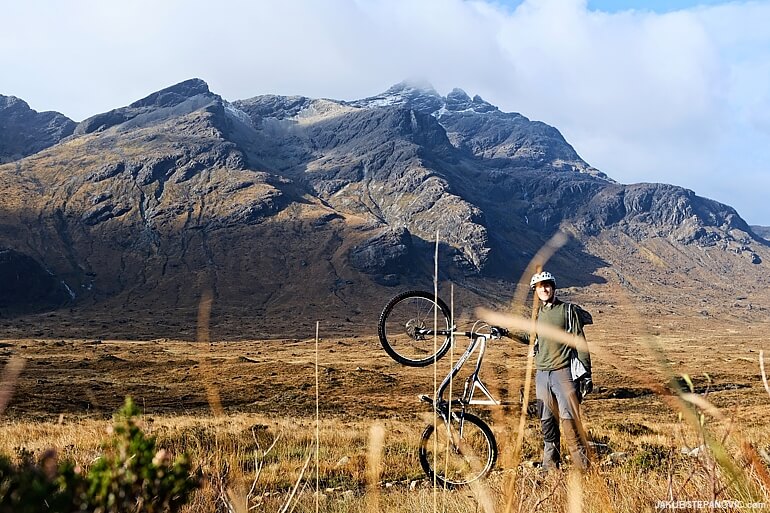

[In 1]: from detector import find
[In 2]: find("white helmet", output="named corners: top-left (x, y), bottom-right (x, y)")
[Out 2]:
top-left (530, 271), bottom-right (556, 290)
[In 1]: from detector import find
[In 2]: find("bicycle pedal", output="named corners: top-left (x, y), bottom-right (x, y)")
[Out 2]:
top-left (418, 394), bottom-right (434, 405)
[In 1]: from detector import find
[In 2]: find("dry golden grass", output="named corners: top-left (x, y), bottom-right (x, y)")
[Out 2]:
top-left (1, 356), bottom-right (769, 512)
top-left (2, 269), bottom-right (770, 511)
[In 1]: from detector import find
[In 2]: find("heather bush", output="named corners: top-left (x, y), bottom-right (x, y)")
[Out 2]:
top-left (0, 397), bottom-right (201, 513)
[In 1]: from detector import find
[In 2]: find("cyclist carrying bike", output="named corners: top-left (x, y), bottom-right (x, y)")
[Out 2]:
top-left (515, 271), bottom-right (592, 471)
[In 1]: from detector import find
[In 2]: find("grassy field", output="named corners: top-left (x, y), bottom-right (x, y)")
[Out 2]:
top-left (1, 395), bottom-right (769, 512)
top-left (2, 290), bottom-right (770, 512)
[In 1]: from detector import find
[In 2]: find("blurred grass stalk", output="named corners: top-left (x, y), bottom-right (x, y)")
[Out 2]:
top-left (367, 423), bottom-right (385, 513)
top-left (0, 356), bottom-right (24, 417)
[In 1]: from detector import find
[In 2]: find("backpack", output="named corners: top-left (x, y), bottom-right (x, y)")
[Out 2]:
top-left (565, 303), bottom-right (593, 333)
top-left (565, 303), bottom-right (592, 382)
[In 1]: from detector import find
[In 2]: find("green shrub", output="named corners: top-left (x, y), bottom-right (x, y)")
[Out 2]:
top-left (0, 397), bottom-right (201, 513)
top-left (0, 450), bottom-right (81, 513)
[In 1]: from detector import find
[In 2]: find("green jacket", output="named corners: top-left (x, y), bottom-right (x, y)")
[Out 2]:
top-left (518, 299), bottom-right (591, 373)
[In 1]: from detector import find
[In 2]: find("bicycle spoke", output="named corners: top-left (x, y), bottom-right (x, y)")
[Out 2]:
top-left (378, 292), bottom-right (451, 366)
top-left (420, 413), bottom-right (496, 488)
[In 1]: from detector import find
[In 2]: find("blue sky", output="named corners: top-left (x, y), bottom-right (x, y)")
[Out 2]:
top-left (1, 0), bottom-right (769, 225)
top-left (590, 0), bottom-right (732, 11)
top-left (501, 0), bottom-right (736, 12)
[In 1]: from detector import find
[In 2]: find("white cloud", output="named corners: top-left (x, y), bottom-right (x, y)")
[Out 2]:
top-left (1, 0), bottom-right (768, 224)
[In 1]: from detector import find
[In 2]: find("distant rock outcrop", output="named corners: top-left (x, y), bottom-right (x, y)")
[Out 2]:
top-left (350, 227), bottom-right (415, 285)
top-left (579, 183), bottom-right (752, 243)
top-left (0, 95), bottom-right (75, 163)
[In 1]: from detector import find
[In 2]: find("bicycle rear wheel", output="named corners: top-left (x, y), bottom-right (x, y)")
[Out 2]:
top-left (419, 412), bottom-right (497, 488)
top-left (377, 290), bottom-right (452, 367)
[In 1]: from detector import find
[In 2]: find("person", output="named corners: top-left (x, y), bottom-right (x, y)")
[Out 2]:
top-left (515, 271), bottom-right (592, 471)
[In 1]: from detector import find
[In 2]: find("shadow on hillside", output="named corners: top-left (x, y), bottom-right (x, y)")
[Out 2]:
top-left (0, 223), bottom-right (610, 342)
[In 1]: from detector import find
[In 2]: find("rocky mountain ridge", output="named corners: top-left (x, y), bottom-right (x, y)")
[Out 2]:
top-left (348, 81), bottom-right (610, 180)
top-left (0, 78), bottom-right (766, 337)
top-left (0, 95), bottom-right (75, 163)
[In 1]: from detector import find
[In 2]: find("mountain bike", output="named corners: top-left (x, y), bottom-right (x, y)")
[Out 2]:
top-left (377, 290), bottom-right (509, 488)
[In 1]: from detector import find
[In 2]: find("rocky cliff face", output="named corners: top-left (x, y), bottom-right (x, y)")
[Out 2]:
top-left (0, 95), bottom-right (75, 163)
top-left (0, 79), bottom-right (766, 337)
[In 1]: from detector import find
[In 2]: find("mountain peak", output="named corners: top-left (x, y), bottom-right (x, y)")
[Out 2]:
top-left (0, 95), bottom-right (29, 111)
top-left (75, 78), bottom-right (219, 135)
top-left (129, 78), bottom-right (211, 109)
top-left (349, 80), bottom-right (443, 112)
top-left (384, 80), bottom-right (439, 96)
top-left (0, 94), bottom-right (75, 163)
top-left (447, 88), bottom-right (471, 102)
top-left (444, 89), bottom-right (498, 113)
top-left (348, 81), bottom-right (500, 116)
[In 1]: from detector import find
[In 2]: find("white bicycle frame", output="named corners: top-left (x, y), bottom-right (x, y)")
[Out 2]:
top-left (427, 330), bottom-right (500, 412)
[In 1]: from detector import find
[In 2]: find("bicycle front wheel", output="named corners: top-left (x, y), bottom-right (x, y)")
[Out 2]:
top-left (419, 412), bottom-right (497, 488)
top-left (377, 290), bottom-right (452, 367)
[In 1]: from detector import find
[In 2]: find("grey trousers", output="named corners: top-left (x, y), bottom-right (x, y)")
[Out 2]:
top-left (535, 367), bottom-right (590, 470)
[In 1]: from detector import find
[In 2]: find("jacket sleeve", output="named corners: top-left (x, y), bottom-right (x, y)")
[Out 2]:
top-left (511, 331), bottom-right (530, 345)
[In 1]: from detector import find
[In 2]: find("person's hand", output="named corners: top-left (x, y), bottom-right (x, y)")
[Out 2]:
top-left (490, 326), bottom-right (510, 339)
top-left (579, 375), bottom-right (593, 399)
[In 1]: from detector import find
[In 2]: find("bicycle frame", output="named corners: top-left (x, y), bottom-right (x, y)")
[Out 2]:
top-left (423, 331), bottom-right (498, 474)
top-left (419, 329), bottom-right (500, 415)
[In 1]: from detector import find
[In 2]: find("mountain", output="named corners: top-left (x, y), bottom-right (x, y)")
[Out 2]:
top-left (0, 95), bottom-right (75, 163)
top-left (0, 79), bottom-right (767, 338)
top-left (348, 82), bottom-right (609, 180)
top-left (752, 225), bottom-right (770, 241)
